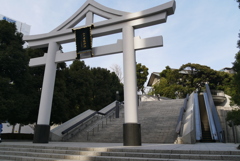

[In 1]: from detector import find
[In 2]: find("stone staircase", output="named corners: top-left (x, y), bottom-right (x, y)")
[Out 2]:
top-left (69, 99), bottom-right (184, 143)
top-left (0, 144), bottom-right (240, 160)
top-left (69, 106), bottom-right (124, 143)
top-left (139, 99), bottom-right (183, 143)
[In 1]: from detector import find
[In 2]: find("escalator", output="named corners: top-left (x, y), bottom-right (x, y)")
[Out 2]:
top-left (176, 84), bottom-right (224, 143)
top-left (198, 94), bottom-right (215, 142)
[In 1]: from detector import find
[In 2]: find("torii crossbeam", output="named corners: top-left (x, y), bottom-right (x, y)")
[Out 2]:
top-left (23, 0), bottom-right (175, 145)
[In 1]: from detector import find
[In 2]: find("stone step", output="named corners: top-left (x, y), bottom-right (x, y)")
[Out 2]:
top-left (0, 145), bottom-right (240, 161)
top-left (2, 144), bottom-right (240, 155)
top-left (0, 154), bottom-right (231, 161)
top-left (68, 99), bottom-right (185, 143)
top-left (0, 154), bottom-right (74, 161)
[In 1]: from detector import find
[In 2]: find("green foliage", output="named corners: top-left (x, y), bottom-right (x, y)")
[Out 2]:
top-left (214, 71), bottom-right (233, 95)
top-left (136, 63), bottom-right (149, 93)
top-left (238, 33), bottom-right (240, 48)
top-left (0, 20), bottom-right (123, 126)
top-left (179, 63), bottom-right (218, 90)
top-left (225, 0), bottom-right (240, 128)
top-left (49, 60), bottom-right (123, 125)
top-left (230, 3), bottom-right (240, 105)
top-left (231, 52), bottom-right (240, 105)
top-left (226, 109), bottom-right (240, 126)
top-left (0, 20), bottom-right (31, 125)
top-left (91, 67), bottom-right (123, 110)
top-left (151, 63), bottom-right (233, 99)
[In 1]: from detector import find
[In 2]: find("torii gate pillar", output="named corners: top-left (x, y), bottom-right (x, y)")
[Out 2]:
top-left (122, 25), bottom-right (141, 145)
top-left (33, 42), bottom-right (59, 143)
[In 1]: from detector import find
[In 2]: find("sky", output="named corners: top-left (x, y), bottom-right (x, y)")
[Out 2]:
top-left (0, 0), bottom-right (240, 85)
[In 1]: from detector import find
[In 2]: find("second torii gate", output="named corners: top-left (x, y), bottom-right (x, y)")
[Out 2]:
top-left (23, 0), bottom-right (175, 146)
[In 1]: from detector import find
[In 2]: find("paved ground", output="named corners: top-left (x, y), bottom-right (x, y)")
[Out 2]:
top-left (0, 141), bottom-right (240, 152)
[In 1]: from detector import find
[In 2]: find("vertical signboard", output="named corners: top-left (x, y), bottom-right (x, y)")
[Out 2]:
top-left (72, 25), bottom-right (94, 59)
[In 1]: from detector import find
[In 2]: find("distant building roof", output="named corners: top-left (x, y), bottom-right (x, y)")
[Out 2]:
top-left (147, 72), bottom-right (160, 86)
top-left (219, 67), bottom-right (235, 74)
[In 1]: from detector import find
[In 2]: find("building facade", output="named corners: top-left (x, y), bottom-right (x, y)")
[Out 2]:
top-left (0, 14), bottom-right (31, 35)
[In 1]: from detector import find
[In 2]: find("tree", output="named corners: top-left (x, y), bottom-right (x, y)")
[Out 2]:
top-left (226, 109), bottom-right (240, 126)
top-left (179, 63), bottom-right (218, 91)
top-left (0, 20), bottom-right (31, 125)
top-left (231, 52), bottom-right (240, 105)
top-left (151, 66), bottom-right (191, 98)
top-left (110, 64), bottom-right (123, 83)
top-left (136, 63), bottom-right (149, 94)
top-left (24, 48), bottom-right (45, 124)
top-left (231, 5), bottom-right (240, 105)
top-left (91, 67), bottom-right (123, 110)
top-left (151, 63), bottom-right (233, 99)
top-left (50, 62), bottom-right (69, 125)
top-left (60, 60), bottom-right (123, 123)
top-left (63, 60), bottom-right (93, 120)
top-left (0, 20), bottom-right (122, 126)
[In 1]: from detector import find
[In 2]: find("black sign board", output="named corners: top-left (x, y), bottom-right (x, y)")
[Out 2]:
top-left (72, 25), bottom-right (94, 59)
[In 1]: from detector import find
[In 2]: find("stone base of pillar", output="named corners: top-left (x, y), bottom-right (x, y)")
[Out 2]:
top-left (123, 123), bottom-right (141, 146)
top-left (33, 124), bottom-right (50, 143)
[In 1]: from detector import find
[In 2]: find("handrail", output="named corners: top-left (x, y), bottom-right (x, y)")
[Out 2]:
top-left (183, 94), bottom-right (189, 112)
top-left (205, 84), bottom-right (224, 142)
top-left (61, 112), bottom-right (97, 135)
top-left (86, 104), bottom-right (124, 140)
top-left (203, 92), bottom-right (218, 140)
top-left (194, 93), bottom-right (202, 141)
top-left (98, 101), bottom-right (117, 115)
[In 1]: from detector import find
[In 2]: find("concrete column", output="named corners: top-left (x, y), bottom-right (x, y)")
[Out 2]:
top-left (33, 42), bottom-right (59, 143)
top-left (122, 25), bottom-right (141, 146)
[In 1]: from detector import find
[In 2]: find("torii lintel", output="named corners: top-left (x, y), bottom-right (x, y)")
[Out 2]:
top-left (23, 0), bottom-right (175, 49)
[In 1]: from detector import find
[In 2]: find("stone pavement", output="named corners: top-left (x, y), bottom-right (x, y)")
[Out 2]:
top-left (1, 141), bottom-right (240, 160)
top-left (0, 141), bottom-right (239, 151)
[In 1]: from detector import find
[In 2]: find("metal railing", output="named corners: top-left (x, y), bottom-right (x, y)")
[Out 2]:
top-left (86, 104), bottom-right (124, 141)
top-left (61, 113), bottom-right (99, 141)
top-left (205, 84), bottom-right (224, 142)
top-left (62, 112), bottom-right (97, 135)
top-left (61, 101), bottom-right (123, 141)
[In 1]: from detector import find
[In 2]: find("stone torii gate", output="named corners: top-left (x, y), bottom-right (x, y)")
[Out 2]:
top-left (23, 0), bottom-right (175, 146)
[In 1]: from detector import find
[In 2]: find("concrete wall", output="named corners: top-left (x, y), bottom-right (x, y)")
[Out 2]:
top-left (181, 92), bottom-right (196, 144)
top-left (2, 123), bottom-right (33, 134)
top-left (217, 106), bottom-right (240, 143)
top-left (50, 109), bottom-right (96, 141)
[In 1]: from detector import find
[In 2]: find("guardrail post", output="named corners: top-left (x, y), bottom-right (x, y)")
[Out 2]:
top-left (116, 91), bottom-right (120, 118)
top-left (115, 101), bottom-right (120, 118)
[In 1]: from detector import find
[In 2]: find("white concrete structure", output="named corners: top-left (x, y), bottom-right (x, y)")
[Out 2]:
top-left (23, 0), bottom-right (175, 145)
top-left (0, 14), bottom-right (31, 35)
top-left (0, 14), bottom-right (31, 49)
